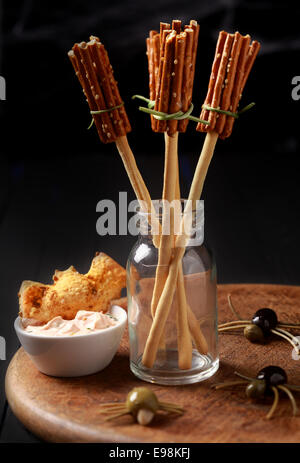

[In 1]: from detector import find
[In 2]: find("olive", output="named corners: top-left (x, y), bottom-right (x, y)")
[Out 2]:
top-left (256, 366), bottom-right (287, 389)
top-left (245, 379), bottom-right (266, 399)
top-left (126, 387), bottom-right (159, 417)
top-left (252, 308), bottom-right (278, 335)
top-left (244, 324), bottom-right (265, 343)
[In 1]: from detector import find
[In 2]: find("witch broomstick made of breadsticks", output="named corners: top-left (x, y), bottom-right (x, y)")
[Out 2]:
top-left (133, 20), bottom-right (211, 370)
top-left (136, 28), bottom-right (260, 369)
top-left (68, 36), bottom-right (161, 246)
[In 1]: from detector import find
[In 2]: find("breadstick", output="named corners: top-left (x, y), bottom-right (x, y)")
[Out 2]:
top-left (174, 135), bottom-right (193, 370)
top-left (142, 131), bottom-right (218, 368)
top-left (150, 133), bottom-right (178, 318)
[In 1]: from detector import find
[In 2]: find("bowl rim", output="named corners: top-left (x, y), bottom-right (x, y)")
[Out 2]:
top-left (14, 305), bottom-right (127, 340)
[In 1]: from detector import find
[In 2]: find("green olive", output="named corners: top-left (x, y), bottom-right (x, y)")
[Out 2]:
top-left (244, 324), bottom-right (265, 343)
top-left (126, 387), bottom-right (159, 417)
top-left (245, 379), bottom-right (266, 399)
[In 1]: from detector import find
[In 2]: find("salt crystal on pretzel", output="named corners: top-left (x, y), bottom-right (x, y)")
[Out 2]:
top-left (68, 37), bottom-right (131, 143)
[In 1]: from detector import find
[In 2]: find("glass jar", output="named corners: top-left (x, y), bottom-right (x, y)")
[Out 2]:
top-left (126, 200), bottom-right (218, 385)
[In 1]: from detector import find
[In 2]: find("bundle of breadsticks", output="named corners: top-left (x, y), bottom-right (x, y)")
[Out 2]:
top-left (143, 20), bottom-right (208, 370)
top-left (67, 25), bottom-right (260, 371)
top-left (141, 26), bottom-right (260, 368)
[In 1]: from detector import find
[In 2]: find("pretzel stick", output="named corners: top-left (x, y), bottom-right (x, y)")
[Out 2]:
top-left (152, 23), bottom-right (170, 132)
top-left (167, 31), bottom-right (186, 135)
top-left (172, 19), bottom-right (182, 34)
top-left (152, 33), bottom-right (160, 95)
top-left (178, 20), bottom-right (200, 132)
top-left (143, 131), bottom-right (218, 367)
top-left (155, 29), bottom-right (175, 132)
top-left (147, 31), bottom-right (159, 130)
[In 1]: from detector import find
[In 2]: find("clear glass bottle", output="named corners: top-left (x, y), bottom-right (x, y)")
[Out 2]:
top-left (127, 200), bottom-right (218, 385)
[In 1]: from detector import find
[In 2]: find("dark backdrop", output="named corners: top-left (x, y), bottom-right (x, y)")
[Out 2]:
top-left (1, 0), bottom-right (300, 157)
top-left (0, 0), bottom-right (300, 443)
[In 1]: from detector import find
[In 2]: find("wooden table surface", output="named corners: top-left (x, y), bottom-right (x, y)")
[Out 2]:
top-left (4, 284), bottom-right (300, 443)
top-left (1, 148), bottom-right (300, 443)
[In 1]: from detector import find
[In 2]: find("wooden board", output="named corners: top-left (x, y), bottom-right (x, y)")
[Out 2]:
top-left (5, 284), bottom-right (300, 443)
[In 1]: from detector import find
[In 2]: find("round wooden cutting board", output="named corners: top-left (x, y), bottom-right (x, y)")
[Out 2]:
top-left (5, 284), bottom-right (300, 443)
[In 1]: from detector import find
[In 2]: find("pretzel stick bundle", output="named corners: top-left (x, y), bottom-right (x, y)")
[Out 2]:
top-left (68, 36), bottom-right (161, 244)
top-left (143, 30), bottom-right (260, 368)
top-left (197, 31), bottom-right (261, 138)
top-left (145, 20), bottom-right (205, 370)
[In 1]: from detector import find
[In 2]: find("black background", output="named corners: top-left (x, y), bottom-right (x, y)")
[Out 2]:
top-left (0, 0), bottom-right (300, 443)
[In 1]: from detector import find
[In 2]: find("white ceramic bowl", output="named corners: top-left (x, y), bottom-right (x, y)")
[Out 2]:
top-left (14, 305), bottom-right (127, 377)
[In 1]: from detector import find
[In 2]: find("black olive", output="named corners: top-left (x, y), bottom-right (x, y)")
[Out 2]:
top-left (244, 324), bottom-right (265, 343)
top-left (252, 308), bottom-right (278, 335)
top-left (256, 366), bottom-right (287, 389)
top-left (246, 379), bottom-right (266, 399)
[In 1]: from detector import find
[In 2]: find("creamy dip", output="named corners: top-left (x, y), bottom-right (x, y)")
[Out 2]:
top-left (23, 310), bottom-right (117, 336)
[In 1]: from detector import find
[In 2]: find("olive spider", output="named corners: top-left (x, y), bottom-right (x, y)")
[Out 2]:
top-left (98, 387), bottom-right (184, 425)
top-left (213, 365), bottom-right (300, 419)
top-left (218, 294), bottom-right (300, 355)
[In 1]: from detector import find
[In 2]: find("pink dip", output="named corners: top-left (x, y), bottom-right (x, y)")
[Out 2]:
top-left (23, 310), bottom-right (117, 336)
